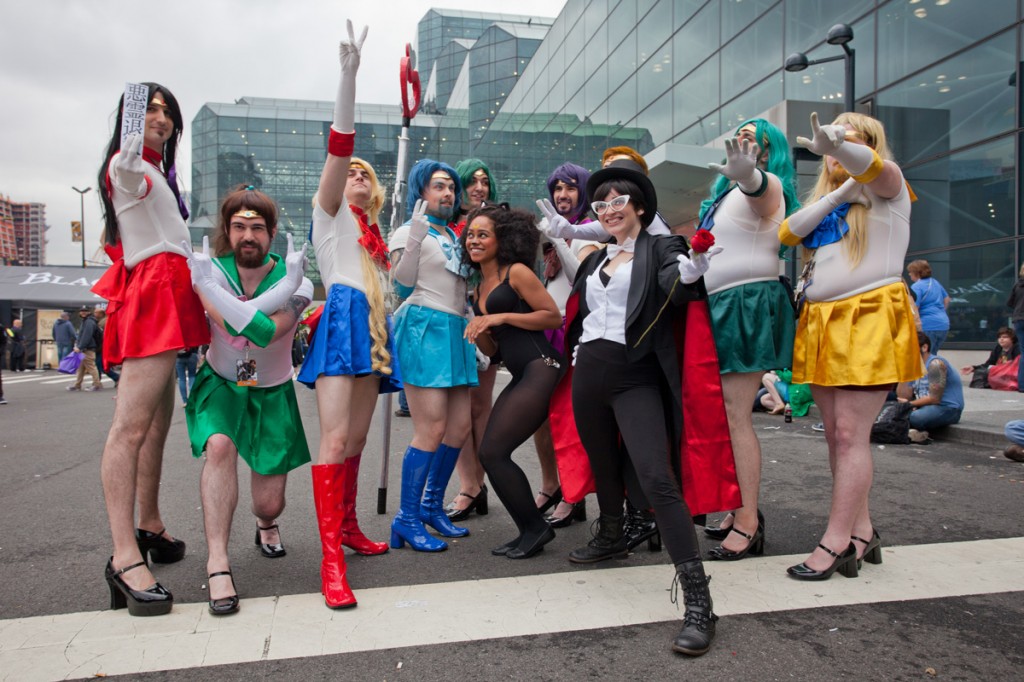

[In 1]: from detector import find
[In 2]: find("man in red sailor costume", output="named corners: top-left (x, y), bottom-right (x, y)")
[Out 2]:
top-left (93, 84), bottom-right (209, 616)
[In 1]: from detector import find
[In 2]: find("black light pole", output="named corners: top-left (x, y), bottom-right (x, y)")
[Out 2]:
top-left (784, 23), bottom-right (856, 112)
top-left (72, 186), bottom-right (91, 267)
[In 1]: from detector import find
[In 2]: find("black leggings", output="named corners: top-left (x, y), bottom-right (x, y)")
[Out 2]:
top-left (478, 358), bottom-right (563, 546)
top-left (572, 340), bottom-right (700, 566)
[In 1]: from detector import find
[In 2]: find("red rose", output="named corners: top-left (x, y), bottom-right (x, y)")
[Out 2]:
top-left (690, 229), bottom-right (715, 254)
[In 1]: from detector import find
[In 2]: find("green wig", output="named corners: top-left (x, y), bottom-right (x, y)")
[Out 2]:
top-left (454, 158), bottom-right (498, 204)
top-left (698, 118), bottom-right (800, 221)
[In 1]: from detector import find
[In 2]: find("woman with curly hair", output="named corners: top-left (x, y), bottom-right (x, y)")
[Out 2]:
top-left (462, 204), bottom-right (565, 559)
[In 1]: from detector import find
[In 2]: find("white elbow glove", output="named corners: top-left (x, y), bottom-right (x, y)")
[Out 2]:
top-left (111, 134), bottom-right (148, 196)
top-left (392, 199), bottom-right (430, 288)
top-left (784, 179), bottom-right (864, 238)
top-left (332, 20), bottom-right (367, 134)
top-left (183, 237), bottom-right (275, 347)
top-left (248, 233), bottom-right (308, 314)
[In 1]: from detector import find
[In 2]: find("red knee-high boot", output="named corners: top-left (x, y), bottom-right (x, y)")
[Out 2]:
top-left (311, 463), bottom-right (357, 609)
top-left (341, 454), bottom-right (388, 556)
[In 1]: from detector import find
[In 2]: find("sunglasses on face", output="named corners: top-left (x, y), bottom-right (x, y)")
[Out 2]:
top-left (591, 195), bottom-right (630, 215)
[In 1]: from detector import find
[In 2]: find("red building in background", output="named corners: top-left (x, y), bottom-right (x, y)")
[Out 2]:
top-left (0, 195), bottom-right (47, 266)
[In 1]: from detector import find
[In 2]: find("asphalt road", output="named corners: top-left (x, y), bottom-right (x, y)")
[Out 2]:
top-left (1, 368), bottom-right (1022, 680)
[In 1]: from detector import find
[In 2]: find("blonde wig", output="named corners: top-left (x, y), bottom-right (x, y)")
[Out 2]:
top-left (806, 112), bottom-right (894, 269)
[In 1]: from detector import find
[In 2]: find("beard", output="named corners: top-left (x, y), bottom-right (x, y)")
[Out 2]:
top-left (234, 240), bottom-right (267, 268)
top-left (428, 204), bottom-right (454, 222)
top-left (827, 165), bottom-right (851, 189)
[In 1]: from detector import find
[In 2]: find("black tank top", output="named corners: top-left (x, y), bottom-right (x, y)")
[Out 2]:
top-left (473, 268), bottom-right (564, 377)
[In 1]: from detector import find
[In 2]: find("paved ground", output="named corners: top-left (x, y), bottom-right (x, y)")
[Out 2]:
top-left (1, 366), bottom-right (1022, 680)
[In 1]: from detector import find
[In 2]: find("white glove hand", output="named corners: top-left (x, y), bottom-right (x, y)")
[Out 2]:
top-left (248, 233), bottom-right (307, 314)
top-left (183, 237), bottom-right (260, 334)
top-left (182, 236), bottom-right (214, 289)
top-left (676, 246), bottom-right (723, 285)
top-left (572, 343), bottom-right (579, 367)
top-left (475, 348), bottom-right (491, 372)
top-left (536, 198), bottom-right (574, 239)
top-left (339, 19), bottom-right (368, 74)
top-left (408, 199), bottom-right (430, 243)
top-left (536, 217), bottom-right (552, 239)
top-left (708, 137), bottom-right (760, 187)
top-left (113, 133), bottom-right (147, 194)
top-left (796, 112), bottom-right (846, 157)
top-left (283, 233), bottom-right (308, 290)
top-left (333, 20), bottom-right (367, 134)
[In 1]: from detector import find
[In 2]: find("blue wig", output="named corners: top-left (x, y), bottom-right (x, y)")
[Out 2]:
top-left (406, 158), bottom-right (462, 219)
top-left (546, 162), bottom-right (591, 224)
top-left (698, 118), bottom-right (800, 221)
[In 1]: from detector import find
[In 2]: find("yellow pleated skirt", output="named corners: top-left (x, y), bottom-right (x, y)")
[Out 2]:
top-left (793, 281), bottom-right (924, 387)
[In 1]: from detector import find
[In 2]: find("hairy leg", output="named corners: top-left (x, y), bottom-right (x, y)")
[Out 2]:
top-left (251, 469), bottom-right (288, 547)
top-left (101, 351), bottom-right (176, 590)
top-left (137, 372), bottom-right (176, 533)
top-left (405, 385), bottom-right (450, 452)
top-left (201, 434), bottom-right (239, 600)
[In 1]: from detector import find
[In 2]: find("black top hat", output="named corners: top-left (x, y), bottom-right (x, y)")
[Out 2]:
top-left (585, 159), bottom-right (658, 227)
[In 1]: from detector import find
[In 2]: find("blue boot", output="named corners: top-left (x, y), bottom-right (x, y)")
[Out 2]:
top-left (420, 444), bottom-right (470, 538)
top-left (391, 447), bottom-right (448, 552)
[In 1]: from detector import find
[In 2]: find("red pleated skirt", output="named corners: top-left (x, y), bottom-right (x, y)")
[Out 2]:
top-left (93, 250), bottom-right (210, 368)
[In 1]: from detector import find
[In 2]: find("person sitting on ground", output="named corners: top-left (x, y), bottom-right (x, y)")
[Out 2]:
top-left (756, 369), bottom-right (791, 414)
top-left (1002, 419), bottom-right (1024, 462)
top-left (962, 326), bottom-right (1019, 388)
top-left (898, 331), bottom-right (964, 436)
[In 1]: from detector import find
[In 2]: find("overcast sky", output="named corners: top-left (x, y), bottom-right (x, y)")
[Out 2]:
top-left (0, 0), bottom-right (564, 266)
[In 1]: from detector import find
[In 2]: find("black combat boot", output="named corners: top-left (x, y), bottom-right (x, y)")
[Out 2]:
top-left (671, 558), bottom-right (718, 656)
top-left (567, 513), bottom-right (629, 564)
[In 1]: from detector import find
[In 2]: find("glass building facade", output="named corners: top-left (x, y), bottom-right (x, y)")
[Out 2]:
top-left (192, 1), bottom-right (1024, 346)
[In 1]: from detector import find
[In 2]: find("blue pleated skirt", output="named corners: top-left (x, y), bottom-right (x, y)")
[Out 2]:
top-left (297, 283), bottom-right (402, 393)
top-left (393, 303), bottom-right (478, 388)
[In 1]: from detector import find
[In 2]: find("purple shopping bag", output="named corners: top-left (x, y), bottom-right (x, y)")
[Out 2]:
top-left (58, 352), bottom-right (83, 374)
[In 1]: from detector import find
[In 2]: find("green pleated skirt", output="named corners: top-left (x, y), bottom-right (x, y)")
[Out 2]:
top-left (708, 279), bottom-right (796, 374)
top-left (185, 363), bottom-right (311, 475)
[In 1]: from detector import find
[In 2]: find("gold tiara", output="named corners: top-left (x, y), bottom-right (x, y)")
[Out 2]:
top-left (232, 209), bottom-right (261, 219)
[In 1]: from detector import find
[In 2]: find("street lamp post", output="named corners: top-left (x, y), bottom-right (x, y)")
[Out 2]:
top-left (784, 23), bottom-right (856, 112)
top-left (71, 186), bottom-right (91, 267)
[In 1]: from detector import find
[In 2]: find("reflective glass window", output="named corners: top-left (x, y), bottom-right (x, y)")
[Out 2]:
top-left (638, 0), bottom-right (673, 60)
top-left (607, 0), bottom-right (636, 47)
top-left (933, 241), bottom-right (1019, 344)
top-left (608, 28), bottom-right (638, 91)
top-left (608, 75), bottom-right (637, 131)
top-left (721, 6), bottom-right (783, 102)
top-left (638, 40), bottom-right (673, 110)
top-left (784, 0), bottom-right (873, 54)
top-left (877, 0), bottom-right (1016, 89)
top-left (783, 14), bottom-right (874, 108)
top-left (721, 74), bottom-right (783, 133)
top-left (673, 2), bottom-right (718, 82)
top-left (905, 136), bottom-right (1015, 254)
top-left (674, 54), bottom-right (720, 142)
top-left (584, 0), bottom-right (607, 43)
top-left (635, 89), bottom-right (674, 146)
top-left (876, 30), bottom-right (1015, 165)
top-left (723, 0), bottom-right (776, 37)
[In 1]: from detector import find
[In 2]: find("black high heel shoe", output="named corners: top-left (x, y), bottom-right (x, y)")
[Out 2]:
top-left (852, 530), bottom-right (882, 569)
top-left (105, 558), bottom-right (173, 617)
top-left (787, 542), bottom-right (859, 581)
top-left (707, 522), bottom-right (764, 561)
top-left (536, 487), bottom-right (563, 515)
top-left (445, 484), bottom-right (489, 522)
top-left (208, 570), bottom-right (239, 616)
top-left (136, 527), bottom-right (186, 564)
top-left (255, 523), bottom-right (286, 558)
top-left (704, 509), bottom-right (764, 541)
top-left (546, 499), bottom-right (586, 528)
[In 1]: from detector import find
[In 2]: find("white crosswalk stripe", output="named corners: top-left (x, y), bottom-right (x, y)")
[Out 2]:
top-left (2, 537), bottom-right (1022, 681)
